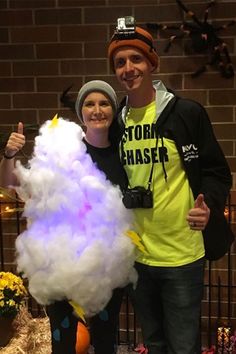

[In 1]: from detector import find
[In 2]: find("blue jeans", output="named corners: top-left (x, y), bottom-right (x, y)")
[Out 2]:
top-left (132, 258), bottom-right (205, 354)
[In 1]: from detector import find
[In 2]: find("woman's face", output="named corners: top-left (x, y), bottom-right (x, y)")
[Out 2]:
top-left (82, 92), bottom-right (114, 132)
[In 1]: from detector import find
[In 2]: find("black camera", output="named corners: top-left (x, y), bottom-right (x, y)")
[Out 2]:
top-left (122, 186), bottom-right (153, 209)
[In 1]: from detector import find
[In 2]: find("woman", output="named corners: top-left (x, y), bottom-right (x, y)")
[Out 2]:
top-left (0, 81), bottom-right (129, 354)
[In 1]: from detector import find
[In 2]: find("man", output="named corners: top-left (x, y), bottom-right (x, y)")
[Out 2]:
top-left (108, 17), bottom-right (234, 354)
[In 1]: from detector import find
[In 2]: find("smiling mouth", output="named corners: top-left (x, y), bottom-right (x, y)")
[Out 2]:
top-left (124, 75), bottom-right (140, 82)
top-left (91, 118), bottom-right (107, 121)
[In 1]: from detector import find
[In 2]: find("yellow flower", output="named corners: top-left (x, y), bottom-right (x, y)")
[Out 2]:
top-left (0, 279), bottom-right (8, 290)
top-left (0, 272), bottom-right (27, 318)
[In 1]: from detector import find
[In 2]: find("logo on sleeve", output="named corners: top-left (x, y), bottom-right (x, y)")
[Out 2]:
top-left (182, 144), bottom-right (199, 162)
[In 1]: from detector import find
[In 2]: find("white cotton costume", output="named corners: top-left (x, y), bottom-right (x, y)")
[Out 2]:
top-left (14, 117), bottom-right (137, 316)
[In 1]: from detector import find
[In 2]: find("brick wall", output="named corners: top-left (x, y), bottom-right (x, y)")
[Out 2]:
top-left (0, 0), bottom-right (236, 349)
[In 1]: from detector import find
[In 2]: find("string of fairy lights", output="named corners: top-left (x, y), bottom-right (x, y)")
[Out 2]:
top-left (0, 189), bottom-right (24, 215)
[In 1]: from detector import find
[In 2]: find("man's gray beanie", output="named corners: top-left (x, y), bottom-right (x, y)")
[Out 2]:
top-left (75, 80), bottom-right (118, 123)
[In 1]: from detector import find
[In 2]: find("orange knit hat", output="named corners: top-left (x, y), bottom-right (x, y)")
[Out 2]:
top-left (108, 26), bottom-right (159, 72)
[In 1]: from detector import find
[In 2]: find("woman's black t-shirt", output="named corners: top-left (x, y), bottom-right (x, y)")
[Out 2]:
top-left (83, 139), bottom-right (128, 192)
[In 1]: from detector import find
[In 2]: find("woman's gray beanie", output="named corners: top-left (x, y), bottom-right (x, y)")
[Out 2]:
top-left (75, 80), bottom-right (118, 123)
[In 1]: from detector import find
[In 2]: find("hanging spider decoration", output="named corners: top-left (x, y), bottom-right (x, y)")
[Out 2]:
top-left (60, 84), bottom-right (76, 113)
top-left (146, 0), bottom-right (235, 78)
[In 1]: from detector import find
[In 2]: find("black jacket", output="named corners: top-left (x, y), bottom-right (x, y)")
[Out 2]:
top-left (118, 94), bottom-right (234, 260)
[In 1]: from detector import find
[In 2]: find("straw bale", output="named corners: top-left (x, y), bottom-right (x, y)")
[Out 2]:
top-left (0, 307), bottom-right (134, 353)
top-left (0, 307), bottom-right (51, 354)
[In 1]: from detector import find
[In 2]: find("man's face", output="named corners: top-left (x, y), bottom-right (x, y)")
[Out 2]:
top-left (113, 46), bottom-right (154, 93)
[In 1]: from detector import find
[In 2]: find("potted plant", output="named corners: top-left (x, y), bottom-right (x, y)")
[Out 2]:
top-left (0, 271), bottom-right (27, 347)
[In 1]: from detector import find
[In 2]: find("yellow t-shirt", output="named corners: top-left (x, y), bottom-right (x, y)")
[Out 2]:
top-left (121, 101), bottom-right (205, 266)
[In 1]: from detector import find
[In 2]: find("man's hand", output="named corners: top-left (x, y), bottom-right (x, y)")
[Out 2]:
top-left (4, 122), bottom-right (25, 158)
top-left (186, 194), bottom-right (210, 231)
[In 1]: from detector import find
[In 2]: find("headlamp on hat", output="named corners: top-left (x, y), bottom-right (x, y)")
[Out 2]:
top-left (115, 16), bottom-right (136, 38)
top-left (108, 17), bottom-right (159, 72)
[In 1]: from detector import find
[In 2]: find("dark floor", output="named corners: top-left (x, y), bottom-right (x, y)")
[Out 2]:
top-left (117, 346), bottom-right (137, 353)
top-left (88, 344), bottom-right (139, 353)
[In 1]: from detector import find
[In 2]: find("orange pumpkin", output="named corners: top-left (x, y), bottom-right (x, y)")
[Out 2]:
top-left (75, 322), bottom-right (90, 354)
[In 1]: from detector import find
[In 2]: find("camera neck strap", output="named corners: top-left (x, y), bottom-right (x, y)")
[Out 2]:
top-left (120, 96), bottom-right (178, 190)
top-left (120, 121), bottom-right (157, 191)
top-left (147, 137), bottom-right (158, 191)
